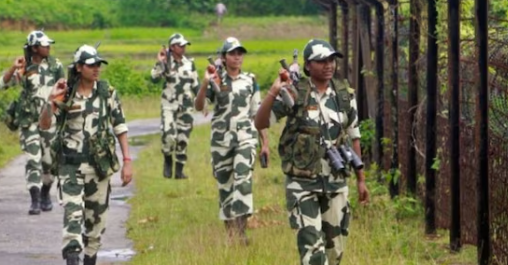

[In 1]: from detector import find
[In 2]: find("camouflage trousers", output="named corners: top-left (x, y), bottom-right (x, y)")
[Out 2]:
top-left (211, 140), bottom-right (256, 220)
top-left (161, 108), bottom-right (193, 164)
top-left (286, 187), bottom-right (351, 265)
top-left (19, 122), bottom-right (56, 190)
top-left (58, 162), bottom-right (111, 258)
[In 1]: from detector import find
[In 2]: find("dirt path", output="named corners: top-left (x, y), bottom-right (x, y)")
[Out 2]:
top-left (0, 113), bottom-right (211, 265)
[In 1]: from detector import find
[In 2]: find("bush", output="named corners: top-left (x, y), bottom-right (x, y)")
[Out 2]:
top-left (101, 59), bottom-right (159, 97)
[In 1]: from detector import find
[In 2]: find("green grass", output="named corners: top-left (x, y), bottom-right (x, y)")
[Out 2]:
top-left (127, 122), bottom-right (477, 265)
top-left (122, 96), bottom-right (160, 121)
top-left (0, 125), bottom-right (21, 167)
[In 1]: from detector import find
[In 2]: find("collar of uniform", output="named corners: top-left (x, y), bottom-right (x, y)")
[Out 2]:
top-left (75, 81), bottom-right (98, 99)
top-left (309, 79), bottom-right (334, 100)
top-left (223, 70), bottom-right (247, 81)
top-left (171, 54), bottom-right (189, 64)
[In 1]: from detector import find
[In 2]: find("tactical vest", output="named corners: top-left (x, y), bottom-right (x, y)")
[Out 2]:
top-left (51, 80), bottom-right (120, 179)
top-left (17, 56), bottom-right (61, 128)
top-left (278, 77), bottom-right (353, 178)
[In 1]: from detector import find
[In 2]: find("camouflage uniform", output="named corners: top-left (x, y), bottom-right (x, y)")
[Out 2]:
top-left (1, 31), bottom-right (64, 214)
top-left (270, 39), bottom-right (360, 265)
top-left (206, 38), bottom-right (261, 237)
top-left (151, 33), bottom-right (199, 179)
top-left (53, 45), bottom-right (128, 261)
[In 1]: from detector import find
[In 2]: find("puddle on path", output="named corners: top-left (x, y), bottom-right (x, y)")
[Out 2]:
top-left (97, 248), bottom-right (136, 261)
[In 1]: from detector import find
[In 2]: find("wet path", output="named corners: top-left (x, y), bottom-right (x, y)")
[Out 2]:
top-left (0, 114), bottom-right (211, 264)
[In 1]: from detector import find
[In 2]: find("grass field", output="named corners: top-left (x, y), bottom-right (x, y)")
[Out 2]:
top-left (127, 122), bottom-right (477, 265)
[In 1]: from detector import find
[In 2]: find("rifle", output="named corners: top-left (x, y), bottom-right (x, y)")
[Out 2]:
top-left (22, 44), bottom-right (32, 75)
top-left (207, 56), bottom-right (222, 93)
top-left (278, 49), bottom-right (301, 107)
top-left (162, 45), bottom-right (172, 75)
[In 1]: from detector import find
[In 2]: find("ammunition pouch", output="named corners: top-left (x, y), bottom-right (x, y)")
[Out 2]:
top-left (49, 134), bottom-right (64, 175)
top-left (89, 131), bottom-right (120, 180)
top-left (3, 99), bottom-right (20, 131)
top-left (279, 127), bottom-right (325, 178)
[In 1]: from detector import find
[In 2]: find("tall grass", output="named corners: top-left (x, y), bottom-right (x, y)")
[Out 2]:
top-left (127, 122), bottom-right (477, 265)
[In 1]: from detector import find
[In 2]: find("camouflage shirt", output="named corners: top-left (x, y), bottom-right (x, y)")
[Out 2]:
top-left (55, 81), bottom-right (128, 154)
top-left (271, 79), bottom-right (360, 192)
top-left (1, 56), bottom-right (64, 114)
top-left (207, 71), bottom-right (261, 147)
top-left (151, 55), bottom-right (200, 112)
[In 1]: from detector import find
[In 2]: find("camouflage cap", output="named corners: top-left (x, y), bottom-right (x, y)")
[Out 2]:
top-left (26, 30), bottom-right (55, 47)
top-left (73, 45), bottom-right (108, 65)
top-left (221, 37), bottom-right (247, 54)
top-left (168, 33), bottom-right (191, 46)
top-left (303, 39), bottom-right (343, 62)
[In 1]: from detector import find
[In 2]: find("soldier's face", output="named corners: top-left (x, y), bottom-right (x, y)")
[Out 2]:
top-left (307, 56), bottom-right (336, 81)
top-left (79, 63), bottom-right (101, 81)
top-left (33, 45), bottom-right (50, 57)
top-left (171, 44), bottom-right (186, 57)
top-left (224, 49), bottom-right (244, 70)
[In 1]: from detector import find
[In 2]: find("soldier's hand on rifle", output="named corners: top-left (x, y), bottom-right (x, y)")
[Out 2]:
top-left (13, 56), bottom-right (25, 69)
top-left (270, 71), bottom-right (291, 96)
top-left (49, 78), bottom-right (68, 102)
top-left (158, 47), bottom-right (167, 63)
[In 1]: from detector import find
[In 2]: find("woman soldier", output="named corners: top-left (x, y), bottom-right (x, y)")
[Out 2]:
top-left (39, 45), bottom-right (133, 265)
top-left (1, 30), bottom-right (64, 215)
top-left (255, 39), bottom-right (369, 265)
top-left (195, 37), bottom-right (269, 245)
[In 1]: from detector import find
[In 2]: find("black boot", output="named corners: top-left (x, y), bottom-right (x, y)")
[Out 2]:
top-left (163, 155), bottom-right (173, 178)
top-left (83, 254), bottom-right (97, 265)
top-left (40, 183), bottom-right (53, 212)
top-left (66, 252), bottom-right (80, 265)
top-left (28, 187), bottom-right (41, 215)
top-left (175, 162), bottom-right (187, 179)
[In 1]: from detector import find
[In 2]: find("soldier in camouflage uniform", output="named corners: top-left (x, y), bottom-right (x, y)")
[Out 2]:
top-left (39, 45), bottom-right (133, 265)
top-left (151, 33), bottom-right (200, 179)
top-left (195, 37), bottom-right (270, 245)
top-left (255, 39), bottom-right (370, 265)
top-left (0, 30), bottom-right (64, 215)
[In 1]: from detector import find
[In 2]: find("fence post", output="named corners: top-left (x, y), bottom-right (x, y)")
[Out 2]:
top-left (407, 0), bottom-right (421, 194)
top-left (359, 0), bottom-right (385, 170)
top-left (388, 0), bottom-right (399, 198)
top-left (425, 0), bottom-right (438, 235)
top-left (339, 0), bottom-right (349, 80)
top-left (475, 0), bottom-right (490, 263)
top-left (448, 0), bottom-right (461, 252)
top-left (329, 1), bottom-right (338, 51)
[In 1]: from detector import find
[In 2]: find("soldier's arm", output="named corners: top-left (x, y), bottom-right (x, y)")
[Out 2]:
top-left (150, 61), bottom-right (165, 83)
top-left (108, 89), bottom-right (128, 136)
top-left (40, 79), bottom-right (67, 130)
top-left (1, 67), bottom-right (18, 90)
top-left (346, 95), bottom-right (361, 140)
top-left (2, 56), bottom-right (26, 89)
top-left (255, 77), bottom-right (289, 130)
top-left (195, 70), bottom-right (215, 111)
top-left (191, 61), bottom-right (200, 96)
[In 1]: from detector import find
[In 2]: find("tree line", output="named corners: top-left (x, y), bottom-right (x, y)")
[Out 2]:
top-left (0, 0), bottom-right (322, 29)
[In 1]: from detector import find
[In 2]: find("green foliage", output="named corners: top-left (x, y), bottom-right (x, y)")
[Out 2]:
top-left (0, 0), bottom-right (323, 29)
top-left (359, 119), bottom-right (375, 155)
top-left (101, 59), bottom-right (159, 97)
top-left (0, 0), bottom-right (116, 29)
top-left (222, 0), bottom-right (322, 16)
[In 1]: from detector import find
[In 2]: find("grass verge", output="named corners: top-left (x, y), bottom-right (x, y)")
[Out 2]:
top-left (127, 122), bottom-right (477, 265)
